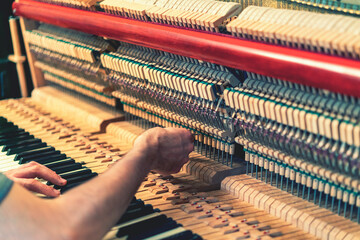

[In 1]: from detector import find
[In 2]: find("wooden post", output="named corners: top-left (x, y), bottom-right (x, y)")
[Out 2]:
top-left (8, 17), bottom-right (28, 97)
top-left (19, 17), bottom-right (45, 90)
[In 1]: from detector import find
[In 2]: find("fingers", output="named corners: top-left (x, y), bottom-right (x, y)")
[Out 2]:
top-left (3, 161), bottom-right (35, 176)
top-left (144, 127), bottom-right (194, 175)
top-left (168, 157), bottom-right (189, 174)
top-left (4, 162), bottom-right (66, 197)
top-left (182, 131), bottom-right (195, 154)
top-left (180, 128), bottom-right (195, 145)
top-left (167, 128), bottom-right (194, 149)
top-left (17, 178), bottom-right (61, 197)
top-left (190, 133), bottom-right (195, 144)
top-left (12, 162), bottom-right (67, 186)
top-left (186, 141), bottom-right (194, 153)
top-left (171, 128), bottom-right (193, 140)
top-left (181, 156), bottom-right (190, 165)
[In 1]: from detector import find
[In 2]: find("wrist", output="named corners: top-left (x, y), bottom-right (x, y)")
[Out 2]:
top-left (133, 131), bottom-right (160, 169)
top-left (129, 141), bottom-right (156, 172)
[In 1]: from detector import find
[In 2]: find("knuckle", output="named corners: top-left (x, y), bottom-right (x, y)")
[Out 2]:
top-left (31, 164), bottom-right (42, 173)
top-left (42, 185), bottom-right (53, 192)
top-left (150, 127), bottom-right (162, 134)
top-left (30, 179), bottom-right (38, 185)
top-left (44, 166), bottom-right (55, 174)
top-left (28, 161), bottom-right (39, 166)
top-left (24, 179), bottom-right (38, 188)
top-left (3, 170), bottom-right (13, 176)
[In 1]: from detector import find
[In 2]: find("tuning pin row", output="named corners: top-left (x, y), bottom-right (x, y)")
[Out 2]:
top-left (239, 137), bottom-right (360, 223)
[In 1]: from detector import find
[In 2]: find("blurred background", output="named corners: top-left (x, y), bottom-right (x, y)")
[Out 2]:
top-left (0, 0), bottom-right (32, 100)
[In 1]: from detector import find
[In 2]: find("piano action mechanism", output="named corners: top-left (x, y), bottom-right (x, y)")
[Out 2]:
top-left (2, 0), bottom-right (360, 238)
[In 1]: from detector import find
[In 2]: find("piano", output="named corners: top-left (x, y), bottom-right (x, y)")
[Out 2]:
top-left (2, 0), bottom-right (360, 239)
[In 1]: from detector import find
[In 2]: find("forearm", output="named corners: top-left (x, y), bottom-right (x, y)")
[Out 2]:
top-left (55, 147), bottom-right (152, 240)
top-left (0, 147), bottom-right (152, 240)
top-left (0, 127), bottom-right (192, 240)
top-left (0, 184), bottom-right (62, 239)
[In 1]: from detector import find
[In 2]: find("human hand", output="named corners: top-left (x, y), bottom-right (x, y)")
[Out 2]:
top-left (134, 127), bottom-right (194, 174)
top-left (4, 161), bottom-right (67, 197)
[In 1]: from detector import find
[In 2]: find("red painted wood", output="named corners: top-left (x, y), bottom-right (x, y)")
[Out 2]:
top-left (13, 0), bottom-right (360, 98)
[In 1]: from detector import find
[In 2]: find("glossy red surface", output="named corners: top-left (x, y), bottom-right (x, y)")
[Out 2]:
top-left (13, 0), bottom-right (360, 98)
